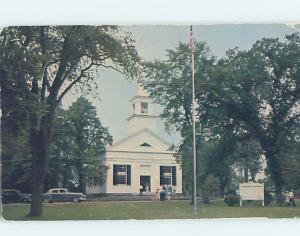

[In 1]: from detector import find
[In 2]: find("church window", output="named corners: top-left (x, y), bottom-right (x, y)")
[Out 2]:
top-left (141, 102), bottom-right (148, 114)
top-left (132, 103), bottom-right (135, 113)
top-left (113, 164), bottom-right (131, 185)
top-left (160, 166), bottom-right (176, 186)
top-left (140, 142), bottom-right (151, 147)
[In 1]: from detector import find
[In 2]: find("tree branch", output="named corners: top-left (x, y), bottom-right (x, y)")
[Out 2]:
top-left (57, 61), bottom-right (94, 104)
top-left (49, 28), bottom-right (76, 100)
top-left (93, 62), bottom-right (125, 75)
top-left (62, 63), bottom-right (79, 81)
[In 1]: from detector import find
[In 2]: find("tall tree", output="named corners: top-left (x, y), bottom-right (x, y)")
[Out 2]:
top-left (232, 139), bottom-right (263, 183)
top-left (59, 97), bottom-right (112, 193)
top-left (144, 41), bottom-right (215, 136)
top-left (144, 34), bottom-right (300, 199)
top-left (0, 68), bottom-right (32, 193)
top-left (201, 131), bottom-right (237, 195)
top-left (0, 26), bottom-right (140, 216)
top-left (276, 124), bottom-right (300, 190)
top-left (144, 41), bottom-right (216, 202)
top-left (208, 33), bottom-right (300, 195)
top-left (45, 106), bottom-right (74, 189)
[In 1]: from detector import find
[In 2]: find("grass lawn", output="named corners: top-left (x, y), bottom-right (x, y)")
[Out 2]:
top-left (2, 200), bottom-right (300, 220)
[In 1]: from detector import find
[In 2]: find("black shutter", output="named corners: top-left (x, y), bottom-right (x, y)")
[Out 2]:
top-left (127, 165), bottom-right (131, 185)
top-left (172, 166), bottom-right (177, 186)
top-left (160, 166), bottom-right (163, 185)
top-left (113, 165), bottom-right (118, 185)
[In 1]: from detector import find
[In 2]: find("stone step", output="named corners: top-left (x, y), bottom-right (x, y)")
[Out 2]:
top-left (86, 193), bottom-right (187, 201)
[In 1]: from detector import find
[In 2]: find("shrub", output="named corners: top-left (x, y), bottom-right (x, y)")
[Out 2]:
top-left (276, 192), bottom-right (286, 205)
top-left (201, 175), bottom-right (220, 204)
top-left (264, 191), bottom-right (273, 206)
top-left (201, 192), bottom-right (210, 204)
top-left (224, 194), bottom-right (240, 206)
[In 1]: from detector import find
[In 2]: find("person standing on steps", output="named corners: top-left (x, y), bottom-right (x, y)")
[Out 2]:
top-left (139, 184), bottom-right (143, 196)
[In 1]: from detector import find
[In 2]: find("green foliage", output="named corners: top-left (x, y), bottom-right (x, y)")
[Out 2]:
top-left (144, 41), bottom-right (215, 134)
top-left (145, 41), bottom-right (220, 196)
top-left (276, 126), bottom-right (300, 191)
top-left (1, 26), bottom-right (140, 216)
top-left (231, 139), bottom-right (264, 183)
top-left (224, 194), bottom-right (240, 206)
top-left (47, 97), bottom-right (113, 193)
top-left (264, 191), bottom-right (274, 206)
top-left (276, 192), bottom-right (287, 206)
top-left (201, 175), bottom-right (220, 203)
top-left (145, 33), bottom-right (300, 197)
top-left (208, 34), bottom-right (300, 193)
top-left (1, 69), bottom-right (32, 192)
top-left (201, 132), bottom-right (237, 195)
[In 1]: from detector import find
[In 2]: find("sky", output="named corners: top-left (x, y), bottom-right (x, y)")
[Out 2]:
top-left (63, 24), bottom-right (297, 144)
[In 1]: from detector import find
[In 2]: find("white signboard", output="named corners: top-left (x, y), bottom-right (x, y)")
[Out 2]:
top-left (239, 183), bottom-right (264, 206)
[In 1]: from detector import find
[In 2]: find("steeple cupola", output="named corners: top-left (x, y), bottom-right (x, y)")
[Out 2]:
top-left (127, 84), bottom-right (157, 134)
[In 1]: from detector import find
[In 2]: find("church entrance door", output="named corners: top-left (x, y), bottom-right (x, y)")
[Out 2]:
top-left (140, 176), bottom-right (151, 192)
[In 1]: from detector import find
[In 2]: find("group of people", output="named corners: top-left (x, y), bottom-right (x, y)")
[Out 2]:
top-left (285, 190), bottom-right (296, 206)
top-left (139, 184), bottom-right (174, 201)
top-left (139, 184), bottom-right (160, 200)
top-left (139, 183), bottom-right (150, 195)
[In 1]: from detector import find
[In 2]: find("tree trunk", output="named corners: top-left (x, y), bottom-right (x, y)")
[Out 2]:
top-left (250, 170), bottom-right (256, 182)
top-left (63, 166), bottom-right (68, 187)
top-left (265, 149), bottom-right (284, 195)
top-left (27, 105), bottom-right (55, 217)
top-left (244, 167), bottom-right (249, 182)
top-left (259, 134), bottom-right (285, 201)
top-left (220, 176), bottom-right (228, 197)
top-left (77, 159), bottom-right (85, 194)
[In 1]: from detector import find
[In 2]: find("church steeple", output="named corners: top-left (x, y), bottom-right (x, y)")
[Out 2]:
top-left (137, 83), bottom-right (149, 97)
top-left (127, 83), bottom-right (157, 134)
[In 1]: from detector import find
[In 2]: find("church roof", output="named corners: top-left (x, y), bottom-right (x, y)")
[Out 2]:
top-left (107, 128), bottom-right (174, 153)
top-left (130, 83), bottom-right (154, 102)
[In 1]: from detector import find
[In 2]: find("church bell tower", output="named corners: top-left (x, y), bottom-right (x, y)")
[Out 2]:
top-left (127, 84), bottom-right (157, 134)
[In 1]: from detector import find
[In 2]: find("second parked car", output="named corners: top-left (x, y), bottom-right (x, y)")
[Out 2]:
top-left (2, 189), bottom-right (31, 204)
top-left (43, 188), bottom-right (86, 203)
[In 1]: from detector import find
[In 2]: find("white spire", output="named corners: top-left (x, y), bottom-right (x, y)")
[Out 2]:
top-left (127, 83), bottom-right (157, 134)
top-left (137, 83), bottom-right (149, 97)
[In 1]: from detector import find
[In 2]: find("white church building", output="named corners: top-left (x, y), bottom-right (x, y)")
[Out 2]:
top-left (86, 85), bottom-right (182, 195)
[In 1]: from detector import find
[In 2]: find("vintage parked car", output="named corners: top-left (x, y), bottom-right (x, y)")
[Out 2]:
top-left (2, 189), bottom-right (31, 204)
top-left (43, 188), bottom-right (86, 203)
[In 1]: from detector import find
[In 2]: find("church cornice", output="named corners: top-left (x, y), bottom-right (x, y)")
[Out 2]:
top-left (126, 114), bottom-right (158, 121)
top-left (106, 150), bottom-right (176, 155)
top-left (130, 95), bottom-right (154, 102)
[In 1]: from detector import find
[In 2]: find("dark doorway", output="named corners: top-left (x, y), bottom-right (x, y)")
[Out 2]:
top-left (140, 176), bottom-right (151, 192)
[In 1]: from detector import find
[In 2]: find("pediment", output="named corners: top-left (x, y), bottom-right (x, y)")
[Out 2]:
top-left (107, 129), bottom-right (172, 153)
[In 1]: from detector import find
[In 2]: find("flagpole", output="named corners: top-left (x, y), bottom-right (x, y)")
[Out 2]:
top-left (190, 25), bottom-right (197, 214)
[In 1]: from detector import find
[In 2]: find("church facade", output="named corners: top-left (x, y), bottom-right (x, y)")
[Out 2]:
top-left (86, 85), bottom-right (182, 195)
